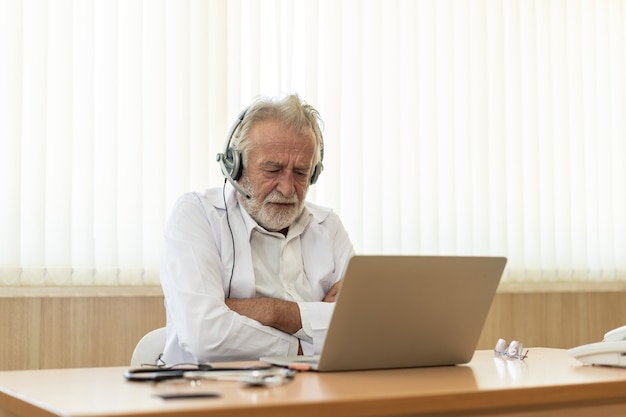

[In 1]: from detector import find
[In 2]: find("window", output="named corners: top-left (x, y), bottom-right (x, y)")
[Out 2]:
top-left (1, 0), bottom-right (624, 286)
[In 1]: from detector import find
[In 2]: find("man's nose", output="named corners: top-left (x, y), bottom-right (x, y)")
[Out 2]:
top-left (276, 171), bottom-right (296, 197)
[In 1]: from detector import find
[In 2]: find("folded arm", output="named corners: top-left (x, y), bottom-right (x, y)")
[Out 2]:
top-left (225, 298), bottom-right (302, 335)
top-left (225, 281), bottom-right (341, 334)
top-left (226, 281), bottom-right (341, 355)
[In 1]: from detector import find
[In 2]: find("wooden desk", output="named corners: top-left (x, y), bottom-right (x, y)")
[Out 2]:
top-left (1, 348), bottom-right (626, 417)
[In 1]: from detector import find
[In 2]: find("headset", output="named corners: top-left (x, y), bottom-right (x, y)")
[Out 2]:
top-left (215, 107), bottom-right (324, 200)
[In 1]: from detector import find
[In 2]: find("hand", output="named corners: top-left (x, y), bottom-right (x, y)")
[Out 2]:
top-left (323, 280), bottom-right (342, 302)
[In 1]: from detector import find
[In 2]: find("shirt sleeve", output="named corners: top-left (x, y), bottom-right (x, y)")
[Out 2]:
top-left (296, 301), bottom-right (336, 354)
top-left (294, 304), bottom-right (313, 344)
top-left (161, 192), bottom-right (301, 363)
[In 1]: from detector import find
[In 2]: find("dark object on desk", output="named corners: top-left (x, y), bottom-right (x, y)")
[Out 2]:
top-left (124, 364), bottom-right (272, 382)
top-left (155, 392), bottom-right (221, 400)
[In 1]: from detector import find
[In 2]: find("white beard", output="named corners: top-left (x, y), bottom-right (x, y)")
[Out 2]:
top-left (237, 176), bottom-right (306, 232)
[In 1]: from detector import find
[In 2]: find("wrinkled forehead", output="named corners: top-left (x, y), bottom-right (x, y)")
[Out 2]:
top-left (248, 120), bottom-right (316, 161)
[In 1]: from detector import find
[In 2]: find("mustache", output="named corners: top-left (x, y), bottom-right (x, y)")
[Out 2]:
top-left (264, 192), bottom-right (299, 204)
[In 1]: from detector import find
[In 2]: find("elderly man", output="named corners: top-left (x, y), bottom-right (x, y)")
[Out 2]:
top-left (160, 94), bottom-right (354, 364)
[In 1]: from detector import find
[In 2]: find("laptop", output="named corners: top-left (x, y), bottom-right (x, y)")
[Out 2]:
top-left (261, 255), bottom-right (506, 372)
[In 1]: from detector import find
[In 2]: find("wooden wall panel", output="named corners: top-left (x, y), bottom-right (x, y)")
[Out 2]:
top-left (477, 290), bottom-right (626, 350)
top-left (2, 286), bottom-right (626, 370)
top-left (0, 288), bottom-right (166, 371)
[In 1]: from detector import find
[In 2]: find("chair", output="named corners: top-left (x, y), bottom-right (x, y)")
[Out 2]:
top-left (130, 327), bottom-right (166, 367)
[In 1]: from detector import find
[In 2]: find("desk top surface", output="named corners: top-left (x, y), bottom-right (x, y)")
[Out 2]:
top-left (2, 348), bottom-right (626, 417)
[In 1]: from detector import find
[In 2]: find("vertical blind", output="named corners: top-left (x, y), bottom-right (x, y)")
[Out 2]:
top-left (1, 0), bottom-right (624, 286)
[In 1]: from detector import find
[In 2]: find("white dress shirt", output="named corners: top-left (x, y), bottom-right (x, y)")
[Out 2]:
top-left (241, 206), bottom-right (315, 344)
top-left (160, 185), bottom-right (354, 364)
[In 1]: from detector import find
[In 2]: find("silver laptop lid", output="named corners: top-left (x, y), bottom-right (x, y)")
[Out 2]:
top-left (315, 255), bottom-right (506, 371)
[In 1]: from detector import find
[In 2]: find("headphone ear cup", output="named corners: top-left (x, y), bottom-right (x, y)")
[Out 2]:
top-left (227, 147), bottom-right (243, 181)
top-left (309, 161), bottom-right (323, 185)
top-left (218, 107), bottom-right (248, 183)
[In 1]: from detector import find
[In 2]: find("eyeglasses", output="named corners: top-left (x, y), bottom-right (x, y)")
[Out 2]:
top-left (494, 338), bottom-right (528, 360)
